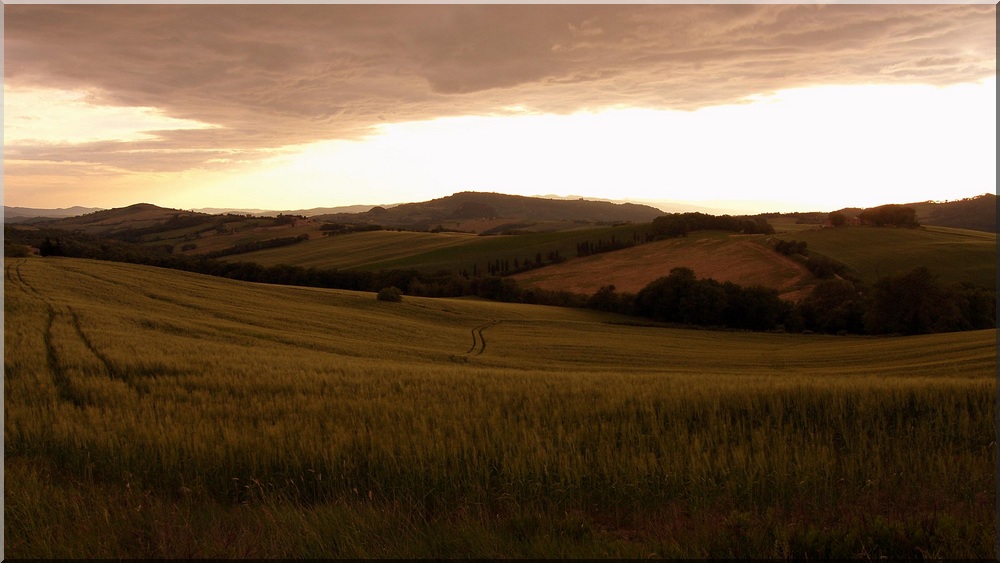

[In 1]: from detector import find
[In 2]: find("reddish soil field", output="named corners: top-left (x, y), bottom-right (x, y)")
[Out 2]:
top-left (512, 233), bottom-right (816, 300)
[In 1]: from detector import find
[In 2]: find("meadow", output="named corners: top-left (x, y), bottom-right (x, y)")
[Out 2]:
top-left (224, 222), bottom-right (652, 273)
top-left (5, 257), bottom-right (996, 558)
top-left (774, 225), bottom-right (996, 288)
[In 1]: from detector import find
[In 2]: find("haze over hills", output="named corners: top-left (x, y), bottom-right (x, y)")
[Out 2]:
top-left (190, 204), bottom-right (377, 217)
top-left (6, 189), bottom-right (994, 335)
top-left (4, 205), bottom-right (104, 222)
top-left (313, 191), bottom-right (666, 232)
top-left (7, 192), bottom-right (995, 233)
top-left (834, 193), bottom-right (996, 234)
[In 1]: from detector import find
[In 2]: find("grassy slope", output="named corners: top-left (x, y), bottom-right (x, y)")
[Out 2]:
top-left (229, 223), bottom-right (652, 273)
top-left (229, 222), bottom-right (995, 308)
top-left (775, 225), bottom-right (996, 287)
top-left (220, 229), bottom-right (480, 270)
top-left (5, 257), bottom-right (995, 558)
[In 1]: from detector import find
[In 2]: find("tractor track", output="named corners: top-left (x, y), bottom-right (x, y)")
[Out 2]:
top-left (8, 260), bottom-right (134, 401)
top-left (467, 321), bottom-right (501, 355)
top-left (67, 306), bottom-right (126, 382)
top-left (43, 306), bottom-right (84, 408)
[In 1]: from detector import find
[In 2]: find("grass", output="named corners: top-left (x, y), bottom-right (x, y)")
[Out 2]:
top-left (774, 225), bottom-right (996, 287)
top-left (5, 257), bottom-right (996, 558)
top-left (219, 229), bottom-right (478, 269)
top-left (227, 223), bottom-right (652, 273)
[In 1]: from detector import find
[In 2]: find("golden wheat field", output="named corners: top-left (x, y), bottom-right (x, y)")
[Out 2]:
top-left (4, 257), bottom-right (996, 558)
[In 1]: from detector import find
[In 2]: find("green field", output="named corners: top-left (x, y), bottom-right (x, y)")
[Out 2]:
top-left (220, 229), bottom-right (479, 270)
top-left (226, 223), bottom-right (652, 273)
top-left (775, 225), bottom-right (996, 288)
top-left (5, 257), bottom-right (995, 558)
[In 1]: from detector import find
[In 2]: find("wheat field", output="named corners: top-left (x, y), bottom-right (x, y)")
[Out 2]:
top-left (4, 257), bottom-right (995, 558)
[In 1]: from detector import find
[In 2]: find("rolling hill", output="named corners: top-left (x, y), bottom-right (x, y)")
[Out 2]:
top-left (508, 224), bottom-right (996, 300)
top-left (773, 225), bottom-right (996, 288)
top-left (313, 191), bottom-right (665, 232)
top-left (512, 231), bottom-right (816, 300)
top-left (909, 194), bottom-right (996, 233)
top-left (225, 222), bottom-right (653, 274)
top-left (8, 194), bottom-right (995, 308)
top-left (5, 256), bottom-right (995, 558)
top-left (4, 205), bottom-right (105, 222)
top-left (22, 203), bottom-right (211, 237)
top-left (834, 194), bottom-right (996, 233)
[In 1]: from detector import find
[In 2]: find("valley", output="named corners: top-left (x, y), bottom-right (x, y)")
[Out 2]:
top-left (4, 192), bottom-right (997, 558)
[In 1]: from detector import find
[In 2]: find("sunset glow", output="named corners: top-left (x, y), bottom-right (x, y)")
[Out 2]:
top-left (4, 5), bottom-right (995, 213)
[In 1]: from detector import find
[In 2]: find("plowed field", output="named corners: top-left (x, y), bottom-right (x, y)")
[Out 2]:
top-left (513, 232), bottom-right (815, 300)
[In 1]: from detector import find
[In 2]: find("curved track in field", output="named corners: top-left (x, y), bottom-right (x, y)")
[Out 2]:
top-left (467, 321), bottom-right (500, 355)
top-left (6, 260), bottom-right (138, 405)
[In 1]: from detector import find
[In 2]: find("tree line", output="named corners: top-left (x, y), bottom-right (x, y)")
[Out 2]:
top-left (587, 266), bottom-right (994, 335)
top-left (10, 224), bottom-right (993, 336)
top-left (202, 234), bottom-right (310, 258)
top-left (651, 212), bottom-right (775, 239)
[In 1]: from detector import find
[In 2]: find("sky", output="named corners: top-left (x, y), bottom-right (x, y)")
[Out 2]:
top-left (3, 4), bottom-right (996, 214)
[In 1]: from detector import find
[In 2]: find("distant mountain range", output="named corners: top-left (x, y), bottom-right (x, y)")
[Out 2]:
top-left (4, 205), bottom-right (104, 222)
top-left (6, 192), bottom-right (996, 233)
top-left (4, 204), bottom-right (374, 221)
top-left (4, 193), bottom-right (667, 237)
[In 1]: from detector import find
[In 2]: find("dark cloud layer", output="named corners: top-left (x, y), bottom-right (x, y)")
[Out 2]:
top-left (5, 4), bottom-right (995, 172)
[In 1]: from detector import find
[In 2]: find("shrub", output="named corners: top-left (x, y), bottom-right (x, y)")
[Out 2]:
top-left (376, 286), bottom-right (403, 302)
top-left (5, 243), bottom-right (33, 257)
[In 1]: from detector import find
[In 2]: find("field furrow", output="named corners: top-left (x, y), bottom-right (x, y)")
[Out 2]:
top-left (4, 257), bottom-right (995, 559)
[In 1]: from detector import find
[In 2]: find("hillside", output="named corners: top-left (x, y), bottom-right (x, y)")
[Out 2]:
top-left (909, 194), bottom-right (996, 233)
top-left (774, 225), bottom-right (996, 288)
top-left (29, 203), bottom-right (211, 237)
top-left (512, 231), bottom-right (815, 300)
top-left (4, 205), bottom-right (104, 222)
top-left (834, 194), bottom-right (996, 233)
top-left (227, 222), bottom-right (654, 274)
top-left (6, 256), bottom-right (995, 558)
top-left (314, 191), bottom-right (665, 232)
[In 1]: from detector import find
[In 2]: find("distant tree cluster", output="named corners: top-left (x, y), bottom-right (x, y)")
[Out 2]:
top-left (39, 236), bottom-right (65, 257)
top-left (585, 265), bottom-right (994, 336)
top-left (4, 243), bottom-right (33, 258)
top-left (858, 205), bottom-right (919, 228)
top-left (203, 234), bottom-right (309, 258)
top-left (585, 268), bottom-right (796, 331)
top-left (651, 213), bottom-right (775, 239)
top-left (10, 215), bottom-right (993, 338)
top-left (273, 214), bottom-right (304, 226)
top-left (109, 213), bottom-right (217, 243)
top-left (770, 239), bottom-right (856, 281)
top-left (376, 286), bottom-right (403, 302)
top-left (319, 223), bottom-right (384, 236)
top-left (774, 240), bottom-right (808, 256)
top-left (862, 267), bottom-right (995, 334)
top-left (575, 234), bottom-right (636, 257)
top-left (476, 250), bottom-right (564, 277)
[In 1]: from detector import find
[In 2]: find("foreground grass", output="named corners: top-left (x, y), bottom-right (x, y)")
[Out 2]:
top-left (5, 258), bottom-right (995, 558)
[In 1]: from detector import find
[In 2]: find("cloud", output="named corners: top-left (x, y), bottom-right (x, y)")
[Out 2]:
top-left (4, 4), bottom-right (995, 174)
